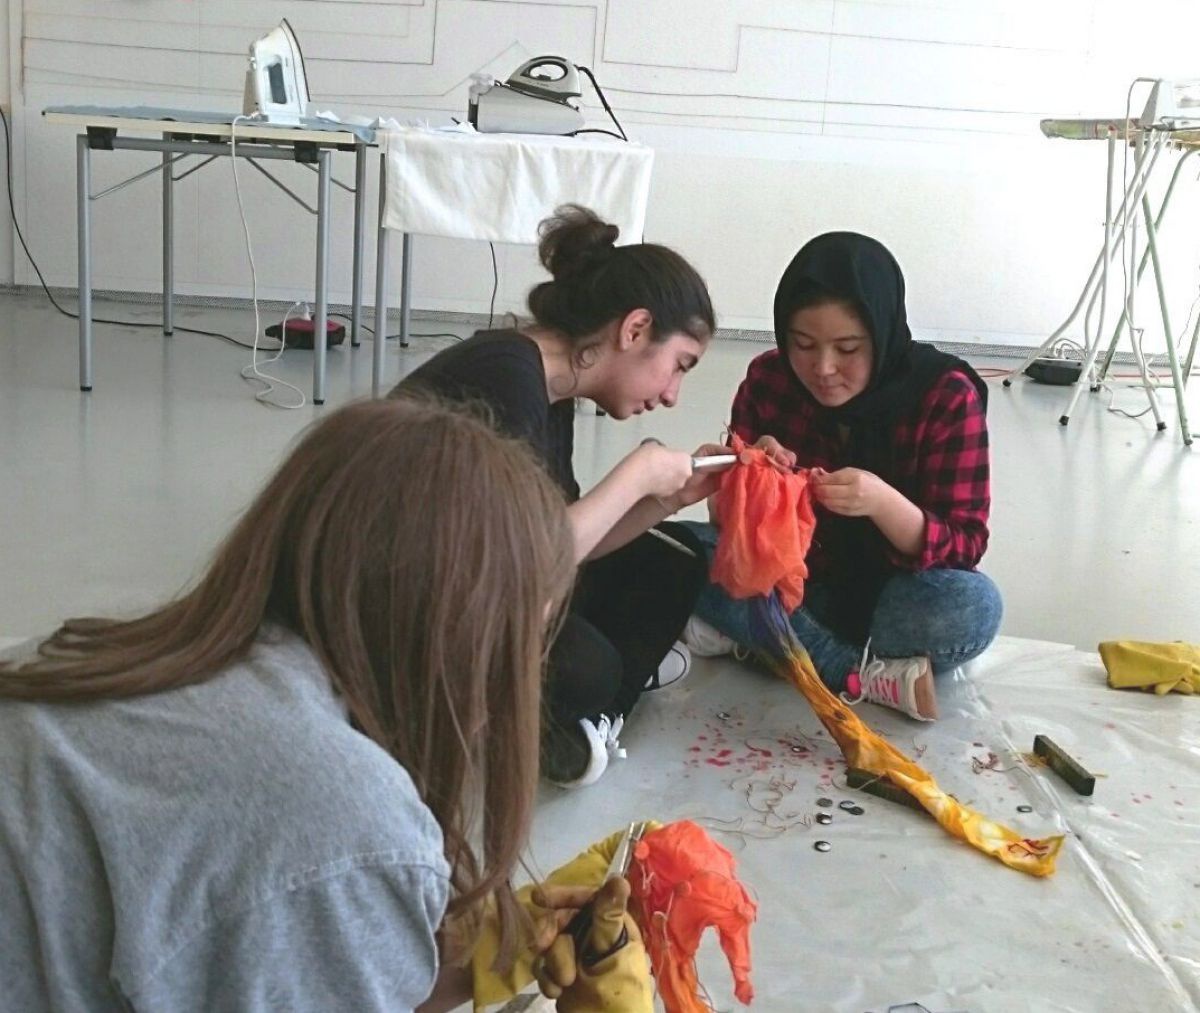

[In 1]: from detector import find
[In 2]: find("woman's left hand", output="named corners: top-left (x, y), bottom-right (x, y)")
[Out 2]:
top-left (810, 467), bottom-right (891, 518)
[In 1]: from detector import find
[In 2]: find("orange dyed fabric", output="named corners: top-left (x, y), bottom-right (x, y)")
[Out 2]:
top-left (628, 820), bottom-right (757, 1012)
top-left (769, 618), bottom-right (1063, 877)
top-left (710, 435), bottom-right (817, 613)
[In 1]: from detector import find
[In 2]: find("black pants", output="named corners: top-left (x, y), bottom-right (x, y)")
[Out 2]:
top-left (545, 521), bottom-right (707, 729)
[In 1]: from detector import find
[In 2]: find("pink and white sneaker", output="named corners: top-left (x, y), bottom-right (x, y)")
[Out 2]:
top-left (843, 653), bottom-right (938, 722)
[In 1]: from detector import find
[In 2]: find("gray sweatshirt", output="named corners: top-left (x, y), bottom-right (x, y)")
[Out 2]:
top-left (0, 626), bottom-right (450, 1012)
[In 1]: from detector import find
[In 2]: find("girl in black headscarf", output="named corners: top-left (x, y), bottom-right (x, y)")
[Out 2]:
top-left (683, 232), bottom-right (1002, 721)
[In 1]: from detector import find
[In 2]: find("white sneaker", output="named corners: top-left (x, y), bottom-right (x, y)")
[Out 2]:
top-left (646, 642), bottom-right (691, 691)
top-left (546, 713), bottom-right (626, 789)
top-left (843, 654), bottom-right (939, 722)
top-left (681, 615), bottom-right (736, 658)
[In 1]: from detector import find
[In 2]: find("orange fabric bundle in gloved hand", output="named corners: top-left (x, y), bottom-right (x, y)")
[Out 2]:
top-left (627, 820), bottom-right (757, 1012)
top-left (471, 824), bottom-right (662, 1010)
top-left (471, 821), bottom-right (755, 1012)
top-left (710, 434), bottom-right (817, 613)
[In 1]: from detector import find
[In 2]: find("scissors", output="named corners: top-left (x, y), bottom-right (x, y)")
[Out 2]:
top-left (564, 820), bottom-right (648, 964)
top-left (606, 819), bottom-right (648, 880)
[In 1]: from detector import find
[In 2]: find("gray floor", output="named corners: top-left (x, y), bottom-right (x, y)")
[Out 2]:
top-left (1, 289), bottom-right (1197, 650)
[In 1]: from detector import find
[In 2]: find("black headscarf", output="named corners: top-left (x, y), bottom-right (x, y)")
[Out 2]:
top-left (773, 232), bottom-right (987, 641)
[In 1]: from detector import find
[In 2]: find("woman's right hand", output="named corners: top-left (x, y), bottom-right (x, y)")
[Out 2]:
top-left (752, 435), bottom-right (797, 472)
top-left (629, 441), bottom-right (696, 500)
top-left (533, 877), bottom-right (653, 1013)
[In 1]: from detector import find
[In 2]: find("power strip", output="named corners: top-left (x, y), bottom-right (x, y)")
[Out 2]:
top-left (1024, 357), bottom-right (1083, 385)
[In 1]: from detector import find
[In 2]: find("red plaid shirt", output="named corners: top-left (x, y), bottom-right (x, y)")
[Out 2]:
top-left (730, 349), bottom-right (990, 574)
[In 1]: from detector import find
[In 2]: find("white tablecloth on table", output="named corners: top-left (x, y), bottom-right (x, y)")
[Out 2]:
top-left (381, 127), bottom-right (654, 244)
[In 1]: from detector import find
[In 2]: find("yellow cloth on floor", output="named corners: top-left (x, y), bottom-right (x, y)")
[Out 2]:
top-left (774, 645), bottom-right (1064, 877)
top-left (471, 823), bottom-right (662, 1011)
top-left (1099, 640), bottom-right (1200, 695)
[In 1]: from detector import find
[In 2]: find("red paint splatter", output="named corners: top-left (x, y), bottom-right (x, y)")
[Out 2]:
top-left (688, 746), bottom-right (701, 753)
top-left (705, 758), bottom-right (731, 767)
top-left (716, 748), bottom-right (733, 758)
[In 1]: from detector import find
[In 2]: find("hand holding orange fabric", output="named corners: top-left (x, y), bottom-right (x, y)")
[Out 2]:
top-left (669, 444), bottom-right (735, 510)
top-left (750, 434), bottom-right (797, 472)
top-left (810, 467), bottom-right (890, 517)
top-left (710, 434), bottom-right (817, 612)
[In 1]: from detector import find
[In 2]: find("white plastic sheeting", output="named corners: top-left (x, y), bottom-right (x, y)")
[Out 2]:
top-left (524, 637), bottom-right (1200, 1012)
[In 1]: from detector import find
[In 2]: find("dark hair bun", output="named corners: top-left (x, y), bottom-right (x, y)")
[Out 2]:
top-left (537, 204), bottom-right (620, 280)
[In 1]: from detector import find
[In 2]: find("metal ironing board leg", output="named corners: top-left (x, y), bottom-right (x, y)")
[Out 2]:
top-left (1004, 132), bottom-right (1166, 389)
top-left (1183, 307), bottom-right (1200, 383)
top-left (1060, 131), bottom-right (1117, 424)
top-left (1141, 191), bottom-right (1192, 445)
top-left (1097, 148), bottom-right (1200, 382)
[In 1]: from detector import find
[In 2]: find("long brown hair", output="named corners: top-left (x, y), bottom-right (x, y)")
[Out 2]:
top-left (0, 395), bottom-right (575, 964)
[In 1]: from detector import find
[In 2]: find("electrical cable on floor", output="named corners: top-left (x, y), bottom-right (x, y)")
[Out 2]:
top-left (328, 312), bottom-right (463, 343)
top-left (1103, 380), bottom-right (1156, 420)
top-left (230, 115), bottom-right (305, 409)
top-left (0, 105), bottom-right (272, 352)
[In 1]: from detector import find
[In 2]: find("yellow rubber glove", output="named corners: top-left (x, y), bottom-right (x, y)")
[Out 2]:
top-left (534, 876), bottom-right (653, 1013)
top-left (1099, 640), bottom-right (1200, 695)
top-left (471, 822), bottom-right (662, 1011)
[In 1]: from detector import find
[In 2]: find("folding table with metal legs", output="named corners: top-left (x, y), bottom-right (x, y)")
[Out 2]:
top-left (46, 106), bottom-right (377, 405)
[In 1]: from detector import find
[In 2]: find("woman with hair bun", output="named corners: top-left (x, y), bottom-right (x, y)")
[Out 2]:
top-left (395, 205), bottom-right (728, 788)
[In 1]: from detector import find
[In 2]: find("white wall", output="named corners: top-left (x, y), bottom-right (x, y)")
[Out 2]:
top-left (7, 0), bottom-right (1200, 350)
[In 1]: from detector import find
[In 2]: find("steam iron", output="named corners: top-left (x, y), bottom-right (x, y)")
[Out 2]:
top-left (243, 19), bottom-right (310, 125)
top-left (469, 56), bottom-right (585, 135)
top-left (1139, 78), bottom-right (1200, 130)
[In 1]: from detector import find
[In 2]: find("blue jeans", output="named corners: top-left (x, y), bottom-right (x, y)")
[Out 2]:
top-left (680, 521), bottom-right (1003, 693)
